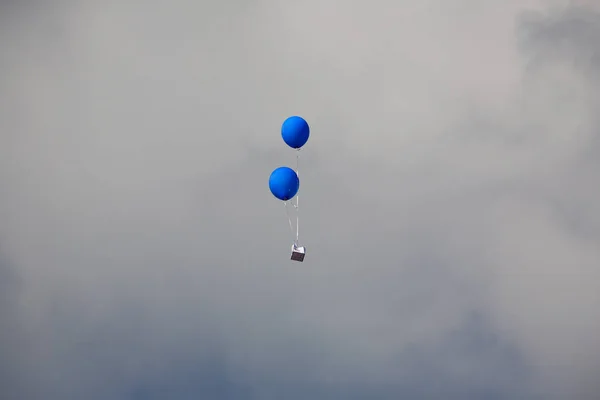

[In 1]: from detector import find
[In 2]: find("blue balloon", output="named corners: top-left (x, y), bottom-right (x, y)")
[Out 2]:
top-left (281, 116), bottom-right (310, 149)
top-left (269, 166), bottom-right (299, 201)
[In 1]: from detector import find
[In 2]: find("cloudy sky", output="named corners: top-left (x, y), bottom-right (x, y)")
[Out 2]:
top-left (1, 0), bottom-right (599, 398)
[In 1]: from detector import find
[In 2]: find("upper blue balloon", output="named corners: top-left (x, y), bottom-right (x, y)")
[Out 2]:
top-left (281, 116), bottom-right (310, 149)
top-left (269, 166), bottom-right (299, 201)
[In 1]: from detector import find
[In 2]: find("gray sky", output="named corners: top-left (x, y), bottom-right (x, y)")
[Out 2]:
top-left (1, 0), bottom-right (599, 398)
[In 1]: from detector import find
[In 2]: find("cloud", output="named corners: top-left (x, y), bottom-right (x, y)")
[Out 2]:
top-left (1, 0), bottom-right (599, 398)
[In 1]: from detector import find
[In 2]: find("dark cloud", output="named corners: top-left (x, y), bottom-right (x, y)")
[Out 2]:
top-left (1, 1), bottom-right (599, 399)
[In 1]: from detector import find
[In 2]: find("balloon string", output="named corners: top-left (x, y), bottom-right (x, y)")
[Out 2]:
top-left (284, 201), bottom-right (295, 241)
top-left (295, 150), bottom-right (300, 246)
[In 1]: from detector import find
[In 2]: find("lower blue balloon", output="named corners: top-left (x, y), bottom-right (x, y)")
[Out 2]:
top-left (269, 166), bottom-right (299, 201)
top-left (281, 116), bottom-right (310, 149)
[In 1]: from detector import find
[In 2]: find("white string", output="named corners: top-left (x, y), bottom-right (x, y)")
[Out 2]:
top-left (281, 150), bottom-right (302, 247)
top-left (294, 149), bottom-right (300, 246)
top-left (284, 201), bottom-right (294, 239)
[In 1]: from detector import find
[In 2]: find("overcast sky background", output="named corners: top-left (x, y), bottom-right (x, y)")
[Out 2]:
top-left (1, 0), bottom-right (599, 398)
